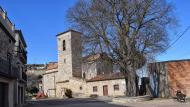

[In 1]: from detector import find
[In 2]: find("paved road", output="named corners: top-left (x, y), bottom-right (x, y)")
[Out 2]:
top-left (25, 98), bottom-right (127, 107)
top-left (25, 98), bottom-right (190, 107)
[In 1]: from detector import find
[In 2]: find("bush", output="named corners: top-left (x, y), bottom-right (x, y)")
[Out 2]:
top-left (26, 87), bottom-right (39, 94)
top-left (65, 89), bottom-right (72, 98)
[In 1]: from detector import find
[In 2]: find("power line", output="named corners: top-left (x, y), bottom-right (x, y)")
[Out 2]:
top-left (159, 25), bottom-right (190, 55)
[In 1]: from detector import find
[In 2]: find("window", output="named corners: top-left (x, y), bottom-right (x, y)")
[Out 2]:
top-left (63, 40), bottom-right (66, 51)
top-left (93, 86), bottom-right (98, 92)
top-left (9, 39), bottom-right (12, 43)
top-left (64, 59), bottom-right (66, 63)
top-left (80, 86), bottom-right (82, 90)
top-left (7, 53), bottom-right (12, 70)
top-left (114, 84), bottom-right (119, 91)
top-left (83, 72), bottom-right (86, 79)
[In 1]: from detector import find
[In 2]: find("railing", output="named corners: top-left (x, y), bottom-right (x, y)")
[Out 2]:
top-left (0, 57), bottom-right (20, 79)
top-left (0, 57), bottom-right (10, 75)
top-left (12, 66), bottom-right (20, 78)
top-left (22, 72), bottom-right (27, 81)
top-left (19, 50), bottom-right (27, 64)
top-left (23, 50), bottom-right (27, 63)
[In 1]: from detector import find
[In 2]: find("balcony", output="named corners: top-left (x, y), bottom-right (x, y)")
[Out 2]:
top-left (0, 57), bottom-right (20, 79)
top-left (22, 72), bottom-right (27, 81)
top-left (18, 50), bottom-right (27, 64)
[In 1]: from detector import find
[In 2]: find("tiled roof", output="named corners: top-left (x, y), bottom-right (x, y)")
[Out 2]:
top-left (47, 62), bottom-right (58, 70)
top-left (87, 72), bottom-right (125, 82)
top-left (56, 29), bottom-right (82, 36)
top-left (83, 53), bottom-right (111, 62)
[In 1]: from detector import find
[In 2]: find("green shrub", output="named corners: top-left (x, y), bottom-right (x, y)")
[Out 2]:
top-left (26, 87), bottom-right (39, 94)
top-left (65, 89), bottom-right (72, 98)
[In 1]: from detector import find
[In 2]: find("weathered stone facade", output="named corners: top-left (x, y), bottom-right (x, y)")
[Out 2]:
top-left (0, 6), bottom-right (27, 107)
top-left (82, 54), bottom-right (113, 80)
top-left (42, 30), bottom-right (126, 98)
top-left (87, 79), bottom-right (126, 96)
top-left (56, 30), bottom-right (82, 82)
top-left (42, 62), bottom-right (57, 97)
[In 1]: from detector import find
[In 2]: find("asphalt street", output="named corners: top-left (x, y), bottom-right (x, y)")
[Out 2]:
top-left (25, 98), bottom-right (127, 107)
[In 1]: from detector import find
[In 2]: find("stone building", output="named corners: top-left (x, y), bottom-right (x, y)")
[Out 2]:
top-left (82, 53), bottom-right (113, 80)
top-left (42, 30), bottom-right (126, 98)
top-left (149, 59), bottom-right (190, 98)
top-left (42, 62), bottom-right (57, 97)
top-left (0, 6), bottom-right (27, 107)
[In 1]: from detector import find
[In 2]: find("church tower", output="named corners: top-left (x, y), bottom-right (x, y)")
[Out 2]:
top-left (56, 30), bottom-right (82, 82)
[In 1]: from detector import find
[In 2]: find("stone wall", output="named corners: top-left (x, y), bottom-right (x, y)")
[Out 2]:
top-left (56, 31), bottom-right (82, 82)
top-left (96, 59), bottom-right (113, 75)
top-left (42, 69), bottom-right (57, 97)
top-left (71, 31), bottom-right (82, 78)
top-left (87, 79), bottom-right (126, 96)
top-left (57, 32), bottom-right (73, 81)
top-left (82, 62), bottom-right (97, 80)
top-left (82, 59), bottom-right (113, 80)
top-left (56, 77), bottom-right (86, 98)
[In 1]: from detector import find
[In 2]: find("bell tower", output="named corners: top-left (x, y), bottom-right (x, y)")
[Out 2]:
top-left (56, 30), bottom-right (82, 82)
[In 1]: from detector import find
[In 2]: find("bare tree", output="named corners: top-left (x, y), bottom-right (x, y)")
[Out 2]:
top-left (67, 0), bottom-right (176, 96)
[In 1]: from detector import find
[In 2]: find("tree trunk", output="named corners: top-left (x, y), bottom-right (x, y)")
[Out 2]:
top-left (125, 70), bottom-right (137, 97)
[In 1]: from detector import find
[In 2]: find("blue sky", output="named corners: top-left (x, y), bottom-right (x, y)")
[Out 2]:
top-left (0, 0), bottom-right (190, 64)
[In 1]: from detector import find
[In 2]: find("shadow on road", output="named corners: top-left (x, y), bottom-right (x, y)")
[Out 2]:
top-left (24, 98), bottom-right (131, 107)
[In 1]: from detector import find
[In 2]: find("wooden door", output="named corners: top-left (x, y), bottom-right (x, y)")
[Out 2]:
top-left (103, 85), bottom-right (108, 96)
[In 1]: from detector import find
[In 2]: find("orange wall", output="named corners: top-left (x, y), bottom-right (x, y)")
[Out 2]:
top-left (167, 61), bottom-right (190, 97)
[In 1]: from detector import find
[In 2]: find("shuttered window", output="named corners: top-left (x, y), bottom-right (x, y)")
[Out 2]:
top-left (114, 84), bottom-right (119, 91)
top-left (93, 86), bottom-right (98, 92)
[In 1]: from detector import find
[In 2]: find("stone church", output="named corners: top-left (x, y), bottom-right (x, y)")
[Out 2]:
top-left (42, 30), bottom-right (126, 98)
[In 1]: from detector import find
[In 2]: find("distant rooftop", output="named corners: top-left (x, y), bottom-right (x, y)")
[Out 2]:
top-left (26, 64), bottom-right (46, 70)
top-left (46, 62), bottom-right (58, 70)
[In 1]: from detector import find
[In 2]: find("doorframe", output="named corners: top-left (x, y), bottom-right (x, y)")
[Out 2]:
top-left (103, 85), bottom-right (108, 96)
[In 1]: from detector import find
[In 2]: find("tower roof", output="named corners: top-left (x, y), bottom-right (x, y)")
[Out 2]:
top-left (56, 29), bottom-right (82, 37)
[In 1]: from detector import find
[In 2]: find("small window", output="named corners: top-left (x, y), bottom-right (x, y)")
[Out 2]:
top-left (114, 84), bottom-right (119, 91)
top-left (63, 40), bottom-right (66, 51)
top-left (80, 86), bottom-right (82, 90)
top-left (93, 86), bottom-right (98, 92)
top-left (83, 72), bottom-right (86, 79)
top-left (64, 59), bottom-right (66, 63)
top-left (9, 39), bottom-right (12, 43)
